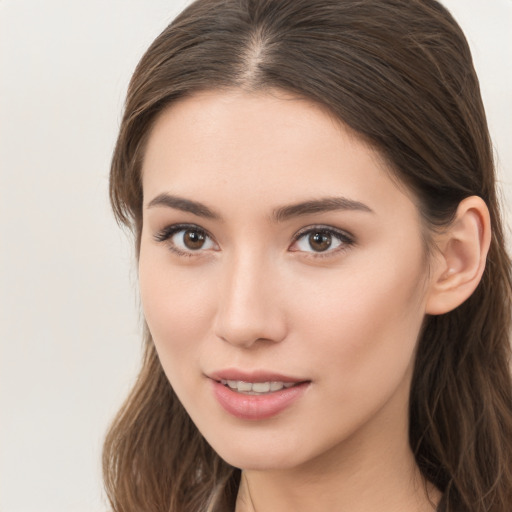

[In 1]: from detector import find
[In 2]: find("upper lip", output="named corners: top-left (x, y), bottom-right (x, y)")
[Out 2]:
top-left (208, 369), bottom-right (308, 383)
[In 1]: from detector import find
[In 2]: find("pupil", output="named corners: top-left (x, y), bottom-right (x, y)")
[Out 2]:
top-left (184, 230), bottom-right (205, 250)
top-left (309, 232), bottom-right (331, 251)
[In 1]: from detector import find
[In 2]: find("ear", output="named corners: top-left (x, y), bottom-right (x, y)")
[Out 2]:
top-left (426, 196), bottom-right (491, 315)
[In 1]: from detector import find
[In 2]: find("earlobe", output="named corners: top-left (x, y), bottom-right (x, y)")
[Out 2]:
top-left (426, 196), bottom-right (491, 315)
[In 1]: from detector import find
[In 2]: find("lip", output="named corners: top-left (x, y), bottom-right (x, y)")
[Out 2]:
top-left (208, 369), bottom-right (306, 383)
top-left (207, 369), bottom-right (310, 421)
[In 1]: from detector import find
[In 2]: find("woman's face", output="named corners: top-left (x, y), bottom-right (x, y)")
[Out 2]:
top-left (139, 90), bottom-right (435, 471)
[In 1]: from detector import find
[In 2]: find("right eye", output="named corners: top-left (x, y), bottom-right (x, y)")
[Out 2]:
top-left (154, 225), bottom-right (218, 255)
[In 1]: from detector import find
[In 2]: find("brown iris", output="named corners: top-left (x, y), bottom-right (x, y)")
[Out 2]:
top-left (308, 231), bottom-right (332, 252)
top-left (183, 229), bottom-right (206, 250)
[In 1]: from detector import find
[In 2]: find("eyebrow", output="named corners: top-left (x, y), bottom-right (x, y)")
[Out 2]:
top-left (272, 197), bottom-right (374, 222)
top-left (147, 193), bottom-right (220, 219)
top-left (146, 193), bottom-right (373, 221)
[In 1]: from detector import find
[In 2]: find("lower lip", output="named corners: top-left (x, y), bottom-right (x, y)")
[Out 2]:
top-left (211, 380), bottom-right (309, 420)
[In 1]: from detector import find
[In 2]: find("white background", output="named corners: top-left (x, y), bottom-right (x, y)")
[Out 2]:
top-left (0, 1), bottom-right (510, 511)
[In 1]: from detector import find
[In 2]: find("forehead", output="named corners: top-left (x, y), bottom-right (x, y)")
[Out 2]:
top-left (141, 89), bottom-right (415, 220)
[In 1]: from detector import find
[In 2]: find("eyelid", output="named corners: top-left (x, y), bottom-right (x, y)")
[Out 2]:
top-left (153, 223), bottom-right (218, 256)
top-left (290, 225), bottom-right (355, 255)
top-left (153, 223), bottom-right (212, 241)
top-left (153, 222), bottom-right (354, 257)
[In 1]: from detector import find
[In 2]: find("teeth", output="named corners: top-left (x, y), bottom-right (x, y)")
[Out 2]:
top-left (238, 381), bottom-right (253, 392)
top-left (270, 381), bottom-right (283, 391)
top-left (252, 382), bottom-right (270, 393)
top-left (219, 379), bottom-right (298, 394)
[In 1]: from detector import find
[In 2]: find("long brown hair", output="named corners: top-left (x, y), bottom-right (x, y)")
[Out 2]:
top-left (103, 1), bottom-right (512, 511)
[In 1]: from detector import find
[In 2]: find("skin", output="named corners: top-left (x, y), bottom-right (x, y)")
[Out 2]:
top-left (138, 89), bottom-right (452, 512)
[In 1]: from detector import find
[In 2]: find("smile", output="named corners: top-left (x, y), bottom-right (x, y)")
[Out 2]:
top-left (220, 379), bottom-right (297, 394)
top-left (210, 374), bottom-right (310, 420)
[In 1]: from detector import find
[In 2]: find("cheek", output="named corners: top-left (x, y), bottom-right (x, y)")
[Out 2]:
top-left (290, 252), bottom-right (427, 395)
top-left (138, 258), bottom-right (219, 411)
top-left (138, 249), bottom-right (217, 367)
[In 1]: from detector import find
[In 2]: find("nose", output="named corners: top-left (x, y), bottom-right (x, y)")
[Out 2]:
top-left (213, 252), bottom-right (288, 348)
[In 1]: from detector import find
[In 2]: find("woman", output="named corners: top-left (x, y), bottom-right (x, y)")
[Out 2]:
top-left (102, 0), bottom-right (512, 511)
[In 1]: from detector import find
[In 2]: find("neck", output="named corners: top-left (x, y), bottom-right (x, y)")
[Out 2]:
top-left (236, 454), bottom-right (440, 512)
top-left (234, 377), bottom-right (441, 512)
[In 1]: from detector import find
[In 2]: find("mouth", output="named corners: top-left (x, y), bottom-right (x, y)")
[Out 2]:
top-left (208, 370), bottom-right (310, 420)
top-left (219, 379), bottom-right (299, 395)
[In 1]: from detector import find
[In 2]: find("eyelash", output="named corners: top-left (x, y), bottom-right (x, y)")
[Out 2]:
top-left (291, 225), bottom-right (355, 258)
top-left (153, 223), bottom-right (355, 258)
top-left (153, 223), bottom-right (216, 257)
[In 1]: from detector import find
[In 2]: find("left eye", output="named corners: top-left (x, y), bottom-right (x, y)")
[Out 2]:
top-left (291, 228), bottom-right (352, 253)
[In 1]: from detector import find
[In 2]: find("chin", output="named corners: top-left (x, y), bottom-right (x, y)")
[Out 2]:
top-left (220, 451), bottom-right (301, 472)
top-left (203, 430), bottom-right (314, 472)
